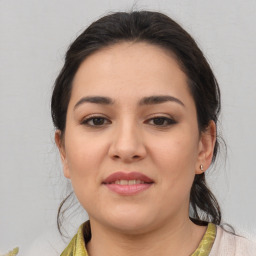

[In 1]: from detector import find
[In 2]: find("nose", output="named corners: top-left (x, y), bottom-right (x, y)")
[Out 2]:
top-left (108, 122), bottom-right (147, 163)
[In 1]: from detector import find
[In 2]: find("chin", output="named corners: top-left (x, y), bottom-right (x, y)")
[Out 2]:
top-left (102, 208), bottom-right (158, 235)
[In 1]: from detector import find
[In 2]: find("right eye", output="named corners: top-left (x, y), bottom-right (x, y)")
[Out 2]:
top-left (146, 116), bottom-right (177, 127)
top-left (81, 116), bottom-right (111, 127)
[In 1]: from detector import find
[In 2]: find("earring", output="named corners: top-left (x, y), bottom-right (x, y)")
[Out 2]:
top-left (200, 164), bottom-right (204, 172)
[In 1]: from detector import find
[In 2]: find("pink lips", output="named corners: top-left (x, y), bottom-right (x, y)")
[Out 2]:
top-left (102, 172), bottom-right (154, 195)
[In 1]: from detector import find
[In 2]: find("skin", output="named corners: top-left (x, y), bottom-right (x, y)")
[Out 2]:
top-left (56, 42), bottom-right (216, 256)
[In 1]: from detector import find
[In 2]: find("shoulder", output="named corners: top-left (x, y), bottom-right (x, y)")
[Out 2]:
top-left (210, 225), bottom-right (256, 256)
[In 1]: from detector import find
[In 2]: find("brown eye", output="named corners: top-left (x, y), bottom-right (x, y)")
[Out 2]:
top-left (148, 117), bottom-right (176, 126)
top-left (82, 116), bottom-right (111, 126)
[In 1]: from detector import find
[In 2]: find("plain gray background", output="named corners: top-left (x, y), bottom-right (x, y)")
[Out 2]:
top-left (1, 0), bottom-right (256, 254)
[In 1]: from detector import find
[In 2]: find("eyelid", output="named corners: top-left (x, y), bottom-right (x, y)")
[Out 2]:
top-left (80, 114), bottom-right (111, 126)
top-left (80, 113), bottom-right (177, 127)
top-left (144, 113), bottom-right (176, 120)
top-left (145, 115), bottom-right (177, 126)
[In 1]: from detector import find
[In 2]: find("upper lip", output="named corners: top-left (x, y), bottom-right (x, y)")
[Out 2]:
top-left (103, 172), bottom-right (154, 184)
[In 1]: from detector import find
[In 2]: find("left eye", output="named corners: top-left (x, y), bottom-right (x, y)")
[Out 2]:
top-left (81, 117), bottom-right (110, 126)
top-left (147, 117), bottom-right (176, 126)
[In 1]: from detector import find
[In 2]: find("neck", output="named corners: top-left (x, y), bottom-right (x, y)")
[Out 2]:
top-left (86, 217), bottom-right (207, 256)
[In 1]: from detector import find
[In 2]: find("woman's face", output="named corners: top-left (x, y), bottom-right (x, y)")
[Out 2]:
top-left (56, 42), bottom-right (215, 234)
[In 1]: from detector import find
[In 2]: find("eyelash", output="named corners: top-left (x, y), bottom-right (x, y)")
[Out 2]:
top-left (81, 116), bottom-right (111, 127)
top-left (81, 115), bottom-right (177, 128)
top-left (147, 116), bottom-right (177, 126)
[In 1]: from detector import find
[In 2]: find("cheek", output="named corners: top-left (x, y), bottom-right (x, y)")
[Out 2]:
top-left (63, 137), bottom-right (106, 208)
top-left (64, 132), bottom-right (108, 182)
top-left (150, 132), bottom-right (199, 190)
top-left (152, 133), bottom-right (198, 168)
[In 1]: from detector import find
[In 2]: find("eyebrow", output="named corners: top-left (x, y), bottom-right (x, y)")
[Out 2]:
top-left (139, 95), bottom-right (185, 106)
top-left (74, 96), bottom-right (114, 110)
top-left (74, 95), bottom-right (184, 110)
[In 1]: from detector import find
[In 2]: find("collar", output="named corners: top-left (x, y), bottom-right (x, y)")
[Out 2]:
top-left (61, 221), bottom-right (216, 256)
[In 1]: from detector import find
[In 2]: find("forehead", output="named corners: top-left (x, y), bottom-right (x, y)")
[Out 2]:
top-left (70, 42), bottom-right (193, 106)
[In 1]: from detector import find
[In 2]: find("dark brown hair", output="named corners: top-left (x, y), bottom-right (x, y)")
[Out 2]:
top-left (51, 11), bottom-right (221, 233)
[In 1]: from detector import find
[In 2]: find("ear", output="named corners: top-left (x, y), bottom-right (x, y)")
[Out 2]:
top-left (195, 121), bottom-right (216, 174)
top-left (55, 130), bottom-right (71, 179)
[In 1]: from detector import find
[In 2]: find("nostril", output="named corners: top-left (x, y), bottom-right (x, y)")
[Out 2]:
top-left (112, 154), bottom-right (141, 160)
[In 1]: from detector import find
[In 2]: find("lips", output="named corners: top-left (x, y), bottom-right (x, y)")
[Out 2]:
top-left (103, 172), bottom-right (154, 184)
top-left (102, 172), bottom-right (154, 195)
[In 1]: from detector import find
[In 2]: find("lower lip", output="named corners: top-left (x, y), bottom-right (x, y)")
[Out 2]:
top-left (104, 183), bottom-right (153, 195)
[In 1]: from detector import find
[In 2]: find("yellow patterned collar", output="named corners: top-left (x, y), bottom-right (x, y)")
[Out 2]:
top-left (61, 222), bottom-right (216, 256)
top-left (60, 223), bottom-right (88, 256)
top-left (191, 223), bottom-right (216, 256)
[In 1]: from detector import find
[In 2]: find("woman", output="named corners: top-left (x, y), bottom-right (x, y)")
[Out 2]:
top-left (51, 11), bottom-right (255, 255)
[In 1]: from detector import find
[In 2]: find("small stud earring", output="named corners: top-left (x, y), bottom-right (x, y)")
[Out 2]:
top-left (200, 164), bottom-right (204, 172)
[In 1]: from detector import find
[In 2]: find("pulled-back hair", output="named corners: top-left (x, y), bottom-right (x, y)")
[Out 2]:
top-left (51, 11), bottom-right (221, 233)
